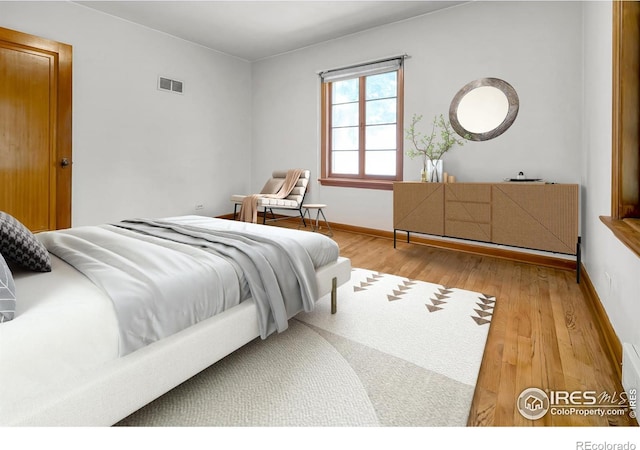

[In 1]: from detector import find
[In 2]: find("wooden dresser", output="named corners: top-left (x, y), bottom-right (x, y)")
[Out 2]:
top-left (393, 182), bottom-right (580, 275)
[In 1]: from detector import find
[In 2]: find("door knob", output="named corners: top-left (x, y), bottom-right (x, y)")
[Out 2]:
top-left (60, 158), bottom-right (70, 167)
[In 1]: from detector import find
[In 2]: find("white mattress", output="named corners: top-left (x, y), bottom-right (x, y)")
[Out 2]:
top-left (0, 215), bottom-right (349, 425)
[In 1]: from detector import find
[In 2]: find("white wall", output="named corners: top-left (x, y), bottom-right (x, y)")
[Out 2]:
top-left (582, 2), bottom-right (640, 356)
top-left (0, 1), bottom-right (253, 226)
top-left (251, 1), bottom-right (583, 230)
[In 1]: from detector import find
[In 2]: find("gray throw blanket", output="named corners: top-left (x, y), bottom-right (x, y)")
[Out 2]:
top-left (41, 219), bottom-right (318, 356)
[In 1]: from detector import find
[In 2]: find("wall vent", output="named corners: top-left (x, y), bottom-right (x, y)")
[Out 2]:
top-left (158, 76), bottom-right (184, 94)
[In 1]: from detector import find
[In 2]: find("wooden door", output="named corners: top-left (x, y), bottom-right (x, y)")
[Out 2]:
top-left (0, 27), bottom-right (72, 231)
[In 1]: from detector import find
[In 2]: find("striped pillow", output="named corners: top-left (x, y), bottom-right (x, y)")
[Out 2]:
top-left (0, 211), bottom-right (51, 272)
top-left (0, 252), bottom-right (16, 323)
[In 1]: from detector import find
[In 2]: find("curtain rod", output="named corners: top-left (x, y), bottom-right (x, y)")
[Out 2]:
top-left (317, 53), bottom-right (410, 76)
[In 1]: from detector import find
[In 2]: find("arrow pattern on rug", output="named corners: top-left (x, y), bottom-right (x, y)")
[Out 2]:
top-left (425, 286), bottom-right (451, 312)
top-left (387, 279), bottom-right (416, 301)
top-left (353, 272), bottom-right (384, 292)
top-left (472, 294), bottom-right (496, 325)
top-left (351, 271), bottom-right (497, 325)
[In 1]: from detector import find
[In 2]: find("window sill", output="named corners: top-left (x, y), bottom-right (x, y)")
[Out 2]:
top-left (600, 216), bottom-right (640, 259)
top-left (318, 177), bottom-right (395, 191)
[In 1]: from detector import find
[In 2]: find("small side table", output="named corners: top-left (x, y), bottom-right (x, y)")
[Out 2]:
top-left (301, 204), bottom-right (333, 237)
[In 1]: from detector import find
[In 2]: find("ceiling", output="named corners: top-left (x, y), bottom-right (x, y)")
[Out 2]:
top-left (76, 1), bottom-right (466, 61)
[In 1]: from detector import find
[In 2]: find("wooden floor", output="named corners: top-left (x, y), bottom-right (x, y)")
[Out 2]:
top-left (273, 221), bottom-right (636, 426)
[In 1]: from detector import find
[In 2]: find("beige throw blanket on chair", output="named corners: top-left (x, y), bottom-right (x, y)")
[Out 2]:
top-left (239, 169), bottom-right (304, 223)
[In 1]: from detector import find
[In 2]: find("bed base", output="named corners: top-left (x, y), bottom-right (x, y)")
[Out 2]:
top-left (8, 257), bottom-right (351, 426)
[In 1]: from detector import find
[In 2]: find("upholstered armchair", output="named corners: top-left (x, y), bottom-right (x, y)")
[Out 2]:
top-left (230, 170), bottom-right (310, 225)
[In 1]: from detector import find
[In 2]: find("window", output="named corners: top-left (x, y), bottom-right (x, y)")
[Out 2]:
top-left (319, 57), bottom-right (405, 190)
top-left (602, 0), bottom-right (640, 258)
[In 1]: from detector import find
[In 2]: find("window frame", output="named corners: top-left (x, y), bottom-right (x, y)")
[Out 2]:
top-left (601, 0), bottom-right (640, 258)
top-left (319, 66), bottom-right (404, 190)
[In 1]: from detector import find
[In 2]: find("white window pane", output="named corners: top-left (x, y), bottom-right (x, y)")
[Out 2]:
top-left (332, 103), bottom-right (358, 127)
top-left (333, 78), bottom-right (359, 103)
top-left (366, 98), bottom-right (397, 125)
top-left (365, 124), bottom-right (396, 150)
top-left (332, 127), bottom-right (358, 150)
top-left (366, 72), bottom-right (397, 100)
top-left (332, 150), bottom-right (359, 174)
top-left (365, 150), bottom-right (396, 176)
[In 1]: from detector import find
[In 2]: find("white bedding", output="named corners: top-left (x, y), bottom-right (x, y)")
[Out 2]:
top-left (0, 215), bottom-right (349, 426)
top-left (166, 215), bottom-right (339, 268)
top-left (1, 254), bottom-right (119, 419)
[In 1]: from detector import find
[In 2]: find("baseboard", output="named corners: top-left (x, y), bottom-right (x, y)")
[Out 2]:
top-left (334, 223), bottom-right (577, 272)
top-left (578, 263), bottom-right (623, 380)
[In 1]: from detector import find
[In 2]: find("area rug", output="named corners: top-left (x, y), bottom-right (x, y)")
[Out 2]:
top-left (116, 268), bottom-right (496, 427)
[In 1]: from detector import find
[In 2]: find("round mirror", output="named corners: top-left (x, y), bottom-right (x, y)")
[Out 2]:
top-left (449, 78), bottom-right (519, 141)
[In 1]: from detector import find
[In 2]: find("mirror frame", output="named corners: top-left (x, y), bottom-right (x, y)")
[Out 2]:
top-left (449, 77), bottom-right (519, 141)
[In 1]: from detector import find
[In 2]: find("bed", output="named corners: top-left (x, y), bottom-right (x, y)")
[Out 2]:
top-left (0, 214), bottom-right (351, 426)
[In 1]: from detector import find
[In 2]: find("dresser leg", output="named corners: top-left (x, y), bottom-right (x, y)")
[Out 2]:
top-left (576, 236), bottom-right (582, 284)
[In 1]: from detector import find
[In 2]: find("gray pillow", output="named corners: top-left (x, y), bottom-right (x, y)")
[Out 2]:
top-left (0, 211), bottom-right (51, 272)
top-left (0, 252), bottom-right (16, 323)
top-left (260, 178), bottom-right (285, 195)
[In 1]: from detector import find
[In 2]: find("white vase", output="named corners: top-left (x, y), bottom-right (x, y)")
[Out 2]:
top-left (427, 159), bottom-right (443, 182)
